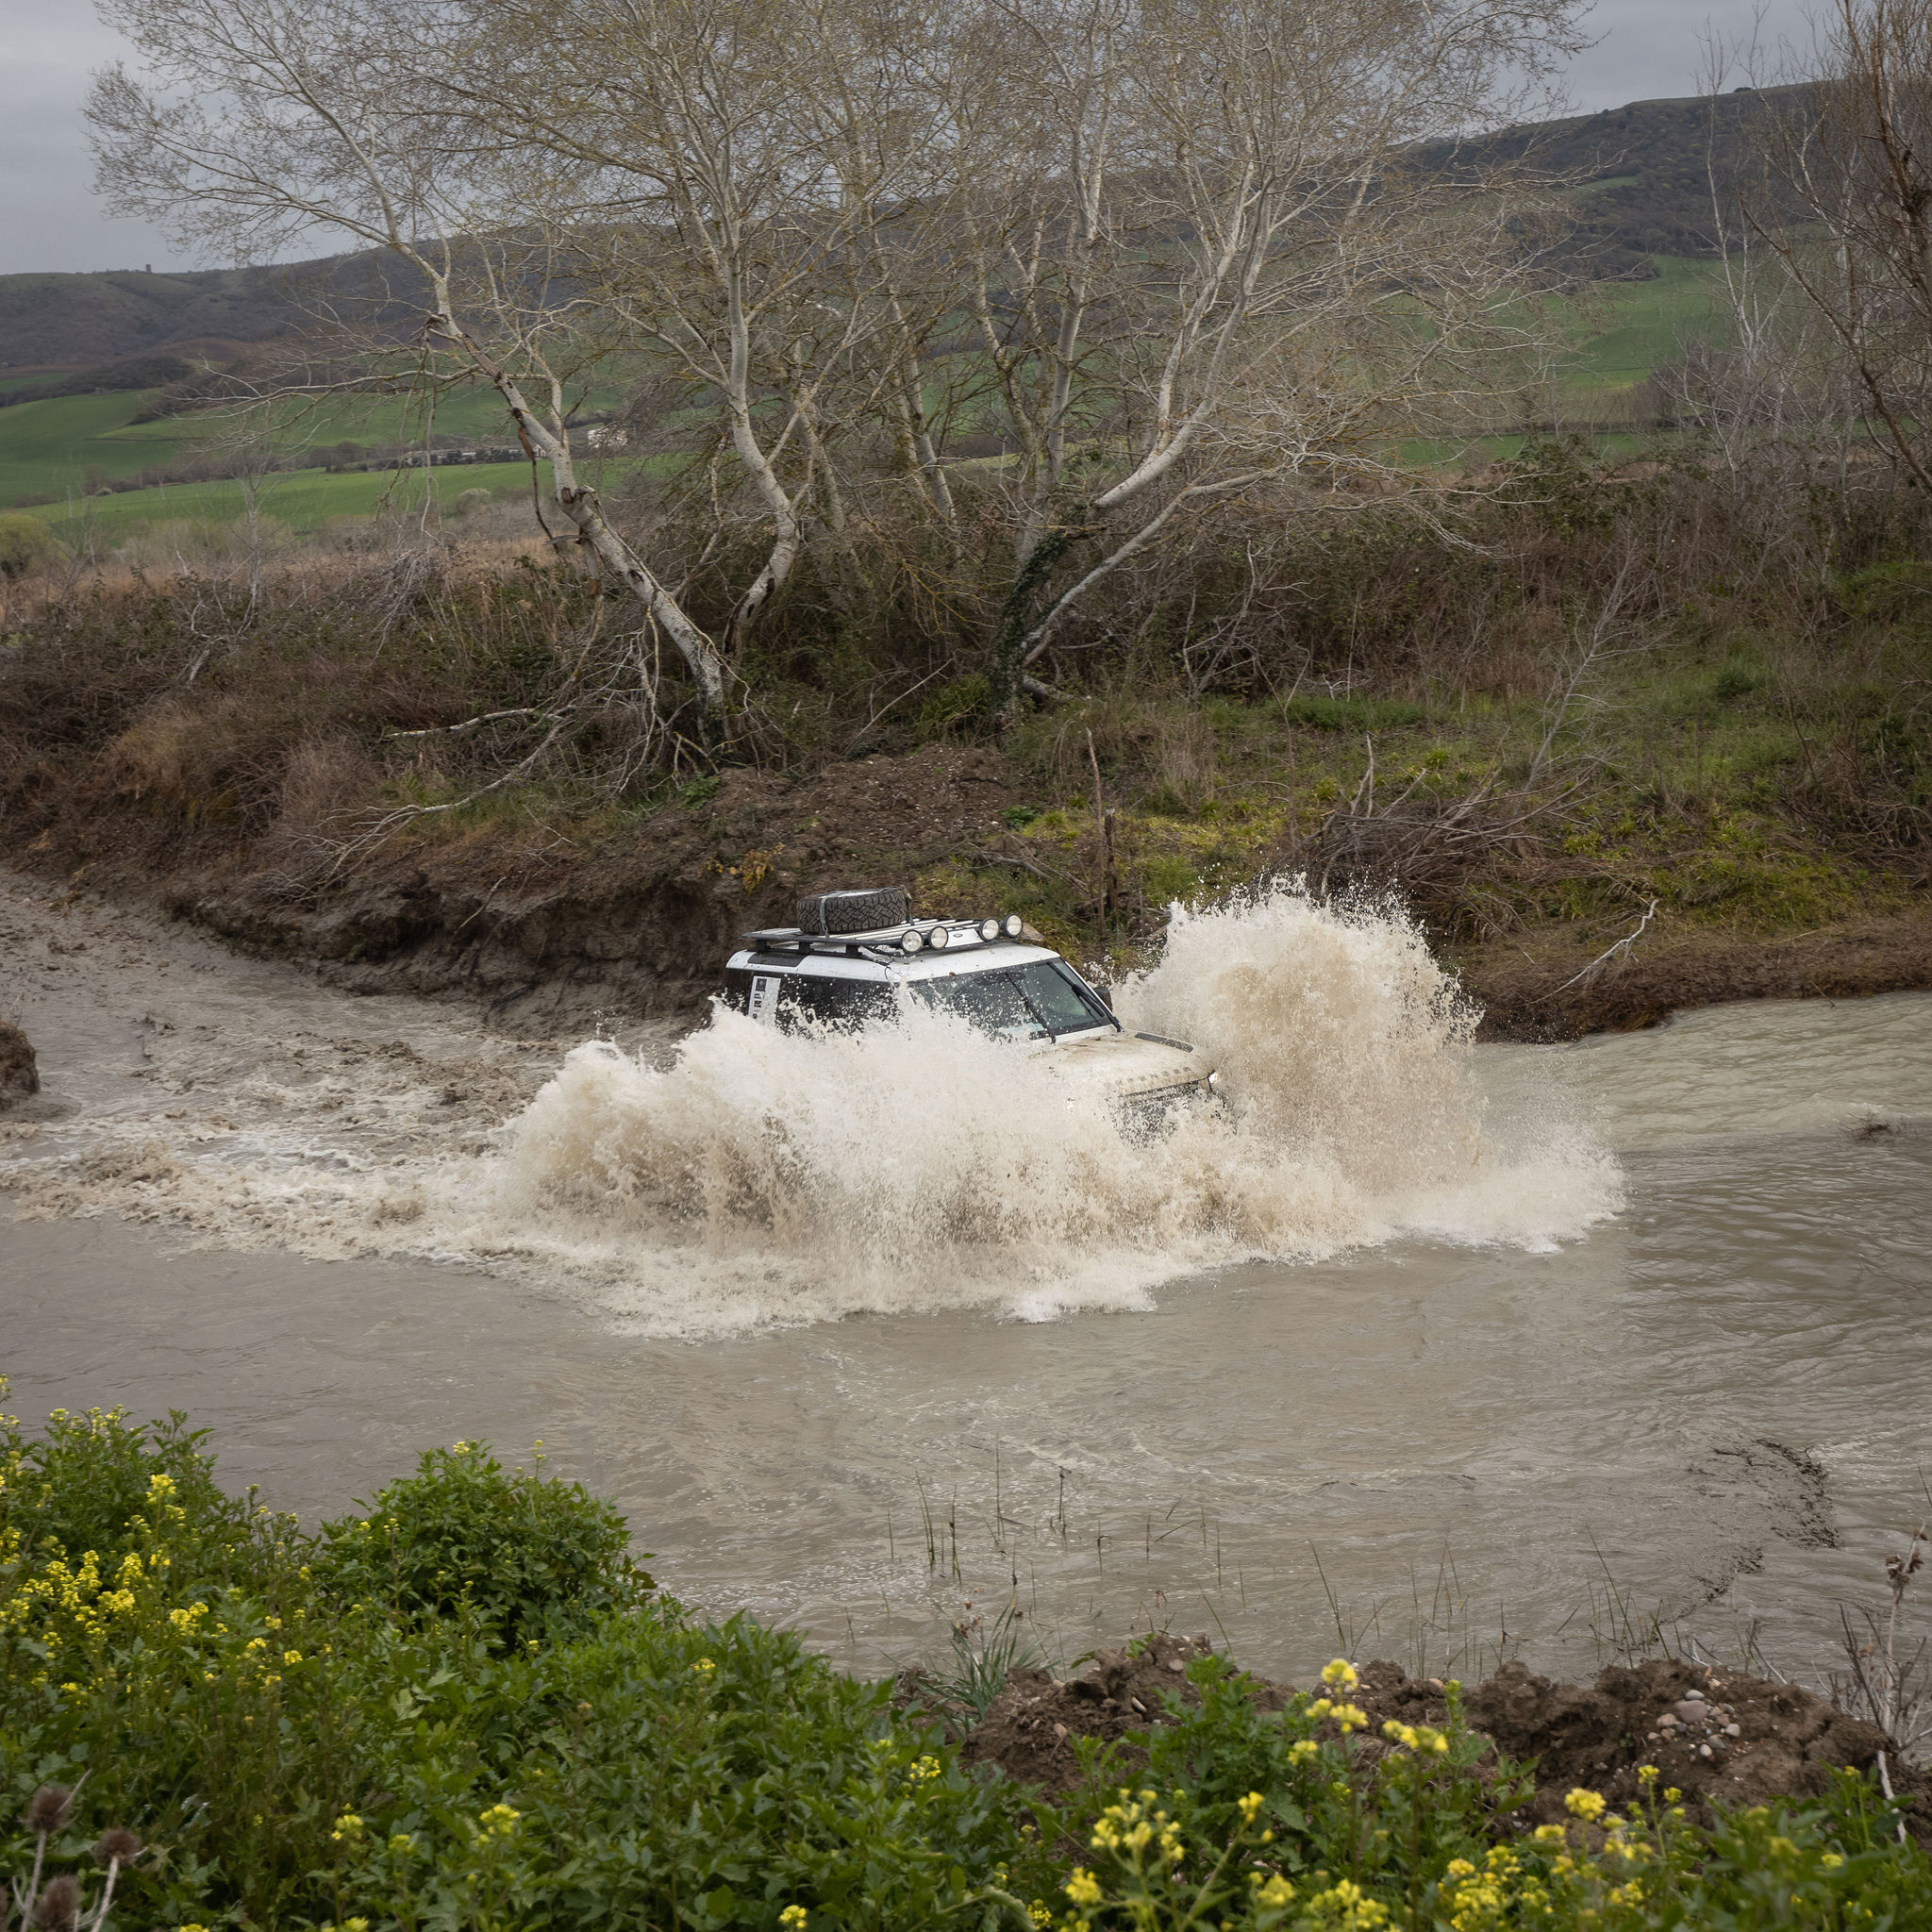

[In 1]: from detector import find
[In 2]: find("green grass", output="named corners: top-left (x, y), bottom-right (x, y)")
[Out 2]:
top-left (0, 380), bottom-right (619, 511)
top-left (19, 459), bottom-right (544, 540)
top-left (0, 391), bottom-right (204, 504)
top-left (0, 268), bottom-right (1724, 525)
top-left (1557, 254), bottom-right (1726, 408)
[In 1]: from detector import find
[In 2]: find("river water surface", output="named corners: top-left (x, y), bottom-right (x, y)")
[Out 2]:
top-left (3, 874), bottom-right (1928, 1688)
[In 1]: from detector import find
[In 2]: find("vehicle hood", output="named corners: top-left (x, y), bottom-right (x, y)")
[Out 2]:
top-left (1039, 1029), bottom-right (1210, 1097)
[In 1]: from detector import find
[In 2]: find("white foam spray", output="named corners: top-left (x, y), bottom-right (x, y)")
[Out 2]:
top-left (8, 882), bottom-right (1621, 1337)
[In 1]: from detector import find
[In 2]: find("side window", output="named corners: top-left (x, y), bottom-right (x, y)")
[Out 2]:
top-left (777, 974), bottom-right (894, 1031)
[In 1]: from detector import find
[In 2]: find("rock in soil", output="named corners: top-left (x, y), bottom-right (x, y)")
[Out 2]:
top-left (947, 1644), bottom-right (1929, 1841)
top-left (0, 1019), bottom-right (38, 1107)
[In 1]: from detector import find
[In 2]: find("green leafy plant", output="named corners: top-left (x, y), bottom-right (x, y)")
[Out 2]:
top-left (928, 1601), bottom-right (1045, 1724)
top-left (0, 510), bottom-right (57, 577)
top-left (310, 1440), bottom-right (652, 1647)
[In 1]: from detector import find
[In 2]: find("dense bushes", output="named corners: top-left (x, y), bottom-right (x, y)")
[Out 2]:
top-left (5, 1386), bottom-right (1932, 1930)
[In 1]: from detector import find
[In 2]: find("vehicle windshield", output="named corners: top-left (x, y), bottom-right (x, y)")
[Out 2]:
top-left (915, 961), bottom-right (1114, 1041)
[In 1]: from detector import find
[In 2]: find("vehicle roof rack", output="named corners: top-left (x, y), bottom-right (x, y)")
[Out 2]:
top-left (740, 916), bottom-right (1028, 958)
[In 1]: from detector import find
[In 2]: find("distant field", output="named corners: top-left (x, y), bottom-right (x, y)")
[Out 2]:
top-left (0, 391), bottom-right (206, 505)
top-left (1551, 254), bottom-right (1725, 408)
top-left (17, 460), bottom-right (541, 541)
top-left (0, 269), bottom-right (1728, 535)
top-left (0, 381), bottom-right (607, 511)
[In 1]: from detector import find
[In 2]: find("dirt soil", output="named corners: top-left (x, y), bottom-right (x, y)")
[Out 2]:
top-left (1459, 915), bottom-right (1932, 1041)
top-left (9, 739), bottom-right (1929, 1036)
top-left (942, 1636), bottom-right (1930, 1840)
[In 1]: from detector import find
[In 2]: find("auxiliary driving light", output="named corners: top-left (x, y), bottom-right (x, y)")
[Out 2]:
top-left (927, 924), bottom-right (951, 950)
top-left (900, 929), bottom-right (924, 953)
top-left (978, 918), bottom-right (1001, 941)
top-left (1002, 912), bottom-right (1024, 938)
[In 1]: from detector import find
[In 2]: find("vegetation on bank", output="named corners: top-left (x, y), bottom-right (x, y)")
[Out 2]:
top-left (2, 1387), bottom-right (1927, 1930)
top-left (1, 437), bottom-right (1924, 1007)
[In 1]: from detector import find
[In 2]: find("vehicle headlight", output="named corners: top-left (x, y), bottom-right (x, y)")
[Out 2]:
top-left (1003, 913), bottom-right (1024, 938)
top-left (927, 924), bottom-right (951, 950)
top-left (900, 930), bottom-right (924, 953)
top-left (978, 918), bottom-right (1001, 941)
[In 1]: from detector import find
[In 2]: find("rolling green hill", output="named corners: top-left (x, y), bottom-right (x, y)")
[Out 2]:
top-left (15, 459), bottom-right (538, 541)
top-left (0, 383), bottom-right (558, 510)
top-left (0, 87), bottom-right (1787, 535)
top-left (0, 87), bottom-right (1807, 376)
top-left (0, 391), bottom-right (204, 505)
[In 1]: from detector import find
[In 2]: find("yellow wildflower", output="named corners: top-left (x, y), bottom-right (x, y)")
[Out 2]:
top-left (1564, 1789), bottom-right (1607, 1822)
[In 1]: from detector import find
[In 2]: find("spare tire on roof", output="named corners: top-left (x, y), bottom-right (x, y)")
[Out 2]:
top-left (796, 886), bottom-right (908, 935)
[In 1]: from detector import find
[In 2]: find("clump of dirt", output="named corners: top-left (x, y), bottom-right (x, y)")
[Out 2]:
top-left (949, 1634), bottom-right (1234, 1796)
top-left (955, 1642), bottom-right (1929, 1839)
top-left (0, 1019), bottom-right (39, 1108)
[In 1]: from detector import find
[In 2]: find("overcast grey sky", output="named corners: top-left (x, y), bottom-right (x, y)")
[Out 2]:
top-left (3, 0), bottom-right (1817, 278)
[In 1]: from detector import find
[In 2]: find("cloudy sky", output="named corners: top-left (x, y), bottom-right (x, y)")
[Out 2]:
top-left (3, 0), bottom-right (1817, 278)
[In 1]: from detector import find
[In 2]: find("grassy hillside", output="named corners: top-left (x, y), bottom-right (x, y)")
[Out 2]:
top-left (1549, 254), bottom-right (1727, 416)
top-left (0, 259), bottom-right (1719, 525)
top-left (0, 90), bottom-right (1803, 375)
top-left (0, 382), bottom-right (577, 513)
top-left (18, 458), bottom-right (537, 540)
top-left (0, 392), bottom-right (204, 505)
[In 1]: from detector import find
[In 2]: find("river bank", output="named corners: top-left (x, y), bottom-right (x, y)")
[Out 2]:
top-left (6, 737), bottom-right (1928, 1041)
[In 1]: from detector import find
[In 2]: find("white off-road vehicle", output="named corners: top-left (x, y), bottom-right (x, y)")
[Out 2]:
top-left (723, 887), bottom-right (1217, 1130)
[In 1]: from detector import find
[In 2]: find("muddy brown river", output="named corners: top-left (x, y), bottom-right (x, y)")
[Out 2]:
top-left (3, 873), bottom-right (1929, 1689)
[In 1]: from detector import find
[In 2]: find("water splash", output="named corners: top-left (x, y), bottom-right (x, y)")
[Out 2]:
top-left (474, 883), bottom-right (1619, 1332)
top-left (8, 882), bottom-right (1620, 1337)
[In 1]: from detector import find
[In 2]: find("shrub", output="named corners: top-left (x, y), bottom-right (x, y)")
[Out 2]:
top-left (0, 1398), bottom-right (258, 1589)
top-left (310, 1440), bottom-right (652, 1646)
top-left (1053, 1658), bottom-right (1932, 1931)
top-left (0, 510), bottom-right (56, 578)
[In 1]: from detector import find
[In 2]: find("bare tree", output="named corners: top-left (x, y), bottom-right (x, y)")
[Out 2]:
top-left (941, 0), bottom-right (1584, 719)
top-left (89, 0), bottom-right (736, 729)
top-left (89, 0), bottom-right (1581, 749)
top-left (1747, 0), bottom-right (1932, 491)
